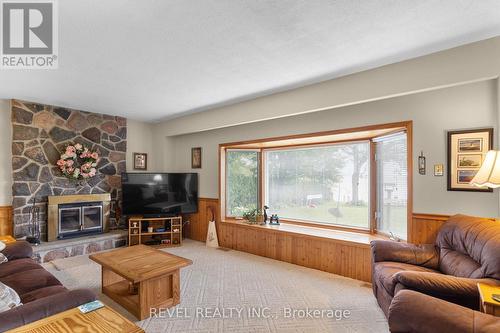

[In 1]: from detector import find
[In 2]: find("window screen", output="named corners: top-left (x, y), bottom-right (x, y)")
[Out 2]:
top-left (374, 132), bottom-right (407, 239)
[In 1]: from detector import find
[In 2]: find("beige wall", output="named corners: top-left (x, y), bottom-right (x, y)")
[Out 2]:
top-left (167, 80), bottom-right (499, 217)
top-left (0, 100), bottom-right (12, 206)
top-left (126, 119), bottom-right (155, 172)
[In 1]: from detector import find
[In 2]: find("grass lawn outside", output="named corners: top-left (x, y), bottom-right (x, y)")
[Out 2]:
top-left (274, 202), bottom-right (407, 236)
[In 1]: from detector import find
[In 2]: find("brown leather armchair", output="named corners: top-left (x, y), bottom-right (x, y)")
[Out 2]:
top-left (371, 214), bottom-right (500, 317)
top-left (388, 290), bottom-right (500, 333)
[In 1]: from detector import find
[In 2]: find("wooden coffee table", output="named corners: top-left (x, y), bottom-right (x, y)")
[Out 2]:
top-left (478, 283), bottom-right (500, 317)
top-left (90, 245), bottom-right (192, 320)
top-left (6, 305), bottom-right (143, 333)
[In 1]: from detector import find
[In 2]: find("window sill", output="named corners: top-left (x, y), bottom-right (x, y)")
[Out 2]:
top-left (220, 219), bottom-right (388, 247)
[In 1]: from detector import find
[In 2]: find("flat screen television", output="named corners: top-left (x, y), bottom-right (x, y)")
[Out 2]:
top-left (121, 173), bottom-right (198, 216)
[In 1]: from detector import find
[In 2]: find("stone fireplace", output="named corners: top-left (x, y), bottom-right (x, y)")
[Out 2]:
top-left (47, 194), bottom-right (111, 242)
top-left (10, 100), bottom-right (127, 240)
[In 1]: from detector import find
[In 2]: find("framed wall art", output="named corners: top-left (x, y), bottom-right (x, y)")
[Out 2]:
top-left (192, 147), bottom-right (202, 169)
top-left (133, 152), bottom-right (148, 170)
top-left (447, 128), bottom-right (493, 192)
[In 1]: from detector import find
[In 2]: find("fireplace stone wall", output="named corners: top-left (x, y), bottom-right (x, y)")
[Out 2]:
top-left (11, 100), bottom-right (127, 239)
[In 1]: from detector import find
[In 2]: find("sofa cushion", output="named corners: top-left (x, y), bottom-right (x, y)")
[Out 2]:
top-left (0, 241), bottom-right (33, 261)
top-left (373, 261), bottom-right (439, 296)
top-left (0, 282), bottom-right (21, 313)
top-left (20, 285), bottom-right (68, 304)
top-left (436, 214), bottom-right (500, 279)
top-left (0, 258), bottom-right (42, 278)
top-left (388, 290), bottom-right (500, 333)
top-left (373, 277), bottom-right (393, 317)
top-left (0, 268), bottom-right (62, 296)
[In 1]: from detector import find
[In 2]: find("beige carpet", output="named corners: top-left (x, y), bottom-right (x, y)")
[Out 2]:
top-left (43, 239), bottom-right (388, 333)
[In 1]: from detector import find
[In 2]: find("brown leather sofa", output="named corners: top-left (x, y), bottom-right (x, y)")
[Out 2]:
top-left (389, 290), bottom-right (500, 333)
top-left (371, 214), bottom-right (500, 317)
top-left (0, 241), bottom-right (96, 332)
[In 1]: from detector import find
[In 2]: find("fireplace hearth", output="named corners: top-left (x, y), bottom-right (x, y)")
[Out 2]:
top-left (48, 194), bottom-right (111, 242)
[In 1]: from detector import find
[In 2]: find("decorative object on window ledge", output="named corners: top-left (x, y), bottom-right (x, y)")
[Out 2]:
top-left (263, 205), bottom-right (269, 225)
top-left (242, 208), bottom-right (264, 225)
top-left (269, 214), bottom-right (280, 225)
top-left (447, 128), bottom-right (493, 192)
top-left (26, 199), bottom-right (41, 245)
top-left (470, 150), bottom-right (500, 189)
top-left (418, 151), bottom-right (426, 175)
top-left (191, 147), bottom-right (202, 169)
top-left (434, 164), bottom-right (444, 176)
top-left (57, 143), bottom-right (98, 182)
top-left (133, 152), bottom-right (148, 170)
top-left (388, 231), bottom-right (401, 242)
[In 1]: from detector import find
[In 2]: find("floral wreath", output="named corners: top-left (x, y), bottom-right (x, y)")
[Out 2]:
top-left (57, 143), bottom-right (99, 180)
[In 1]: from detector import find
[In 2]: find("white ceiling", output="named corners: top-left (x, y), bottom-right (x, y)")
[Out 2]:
top-left (1, 0), bottom-right (500, 123)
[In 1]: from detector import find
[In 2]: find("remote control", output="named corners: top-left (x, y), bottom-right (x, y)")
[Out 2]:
top-left (78, 300), bottom-right (105, 313)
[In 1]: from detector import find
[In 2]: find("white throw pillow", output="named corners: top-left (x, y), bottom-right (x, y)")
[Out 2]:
top-left (0, 282), bottom-right (21, 313)
top-left (0, 253), bottom-right (7, 264)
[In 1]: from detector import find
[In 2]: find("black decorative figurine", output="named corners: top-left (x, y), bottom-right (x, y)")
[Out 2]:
top-left (269, 214), bottom-right (280, 225)
top-left (263, 205), bottom-right (269, 224)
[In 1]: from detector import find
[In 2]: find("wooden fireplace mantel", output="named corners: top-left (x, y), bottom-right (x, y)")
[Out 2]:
top-left (48, 193), bottom-right (111, 205)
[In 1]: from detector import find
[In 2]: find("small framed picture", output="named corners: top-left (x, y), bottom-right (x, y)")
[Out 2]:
top-left (457, 154), bottom-right (482, 168)
top-left (457, 170), bottom-right (478, 184)
top-left (434, 164), bottom-right (444, 176)
top-left (192, 147), bottom-right (202, 169)
top-left (447, 128), bottom-right (492, 192)
top-left (458, 138), bottom-right (482, 152)
top-left (133, 152), bottom-right (147, 170)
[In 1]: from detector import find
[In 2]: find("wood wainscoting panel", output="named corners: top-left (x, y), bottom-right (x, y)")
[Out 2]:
top-left (185, 199), bottom-right (459, 282)
top-left (183, 198), bottom-right (219, 242)
top-left (0, 206), bottom-right (13, 236)
top-left (218, 221), bottom-right (373, 282)
top-left (410, 213), bottom-right (450, 244)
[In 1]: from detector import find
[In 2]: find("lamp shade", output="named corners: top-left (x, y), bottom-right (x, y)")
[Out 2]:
top-left (470, 150), bottom-right (500, 188)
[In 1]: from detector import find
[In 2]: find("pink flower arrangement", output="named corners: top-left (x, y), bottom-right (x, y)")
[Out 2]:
top-left (57, 144), bottom-right (99, 181)
top-left (65, 145), bottom-right (76, 158)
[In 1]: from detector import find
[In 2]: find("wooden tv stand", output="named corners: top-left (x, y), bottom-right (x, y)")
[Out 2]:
top-left (128, 216), bottom-right (182, 248)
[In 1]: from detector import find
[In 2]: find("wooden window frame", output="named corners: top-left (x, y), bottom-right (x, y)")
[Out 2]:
top-left (219, 121), bottom-right (413, 239)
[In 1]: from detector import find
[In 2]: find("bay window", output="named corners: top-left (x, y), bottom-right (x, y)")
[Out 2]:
top-left (220, 122), bottom-right (411, 239)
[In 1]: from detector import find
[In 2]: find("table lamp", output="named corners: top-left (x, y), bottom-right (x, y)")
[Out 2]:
top-left (470, 150), bottom-right (500, 188)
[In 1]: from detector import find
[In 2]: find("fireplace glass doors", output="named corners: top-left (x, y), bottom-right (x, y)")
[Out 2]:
top-left (58, 201), bottom-right (103, 239)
